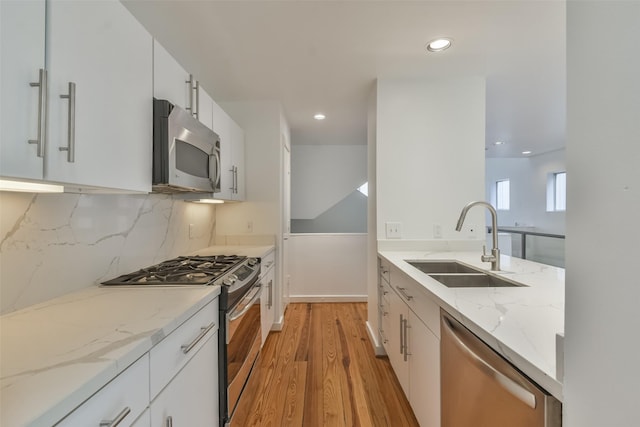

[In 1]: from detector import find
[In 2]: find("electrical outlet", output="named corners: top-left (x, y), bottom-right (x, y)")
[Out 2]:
top-left (433, 224), bottom-right (443, 239)
top-left (385, 222), bottom-right (402, 239)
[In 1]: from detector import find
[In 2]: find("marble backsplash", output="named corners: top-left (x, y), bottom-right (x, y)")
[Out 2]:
top-left (0, 192), bottom-right (216, 314)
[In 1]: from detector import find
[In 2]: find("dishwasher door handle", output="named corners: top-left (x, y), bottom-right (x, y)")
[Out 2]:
top-left (442, 314), bottom-right (537, 409)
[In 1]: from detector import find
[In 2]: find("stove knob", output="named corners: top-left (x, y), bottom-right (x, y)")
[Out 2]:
top-left (223, 277), bottom-right (236, 286)
top-left (248, 258), bottom-right (258, 266)
top-left (230, 274), bottom-right (239, 281)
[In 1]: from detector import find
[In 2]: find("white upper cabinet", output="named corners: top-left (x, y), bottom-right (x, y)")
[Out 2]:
top-left (212, 103), bottom-right (245, 202)
top-left (45, 0), bottom-right (152, 192)
top-left (197, 86), bottom-right (214, 130)
top-left (153, 39), bottom-right (214, 131)
top-left (0, 0), bottom-right (46, 180)
top-left (229, 119), bottom-right (246, 201)
top-left (212, 101), bottom-right (232, 200)
top-left (153, 40), bottom-right (191, 110)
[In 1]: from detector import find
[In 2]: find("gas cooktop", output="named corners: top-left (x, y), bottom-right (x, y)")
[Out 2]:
top-left (101, 255), bottom-right (247, 286)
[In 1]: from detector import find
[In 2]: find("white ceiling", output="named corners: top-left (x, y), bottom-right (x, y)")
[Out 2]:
top-left (123, 0), bottom-right (566, 158)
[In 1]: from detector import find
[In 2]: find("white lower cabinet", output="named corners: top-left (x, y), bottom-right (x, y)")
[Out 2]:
top-left (56, 355), bottom-right (150, 427)
top-left (150, 331), bottom-right (219, 427)
top-left (260, 250), bottom-right (276, 345)
top-left (379, 258), bottom-right (441, 427)
top-left (55, 298), bottom-right (220, 427)
top-left (408, 312), bottom-right (441, 427)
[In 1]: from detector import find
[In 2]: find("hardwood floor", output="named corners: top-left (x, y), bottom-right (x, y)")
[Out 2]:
top-left (231, 303), bottom-right (419, 427)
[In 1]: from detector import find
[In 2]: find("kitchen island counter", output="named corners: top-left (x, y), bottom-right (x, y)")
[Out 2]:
top-left (378, 250), bottom-right (564, 401)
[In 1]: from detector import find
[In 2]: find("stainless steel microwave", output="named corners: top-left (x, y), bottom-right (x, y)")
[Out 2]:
top-left (152, 99), bottom-right (221, 193)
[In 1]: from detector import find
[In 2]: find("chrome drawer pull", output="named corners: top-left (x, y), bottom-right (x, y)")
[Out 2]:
top-left (99, 406), bottom-right (130, 427)
top-left (166, 415), bottom-right (173, 427)
top-left (181, 321), bottom-right (215, 354)
top-left (396, 286), bottom-right (414, 301)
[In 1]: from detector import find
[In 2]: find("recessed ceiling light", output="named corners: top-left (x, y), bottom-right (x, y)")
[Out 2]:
top-left (494, 141), bottom-right (505, 145)
top-left (314, 113), bottom-right (326, 120)
top-left (522, 151), bottom-right (532, 155)
top-left (426, 38), bottom-right (452, 52)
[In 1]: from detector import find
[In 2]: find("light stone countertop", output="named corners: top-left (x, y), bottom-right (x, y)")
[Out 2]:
top-left (378, 250), bottom-right (565, 401)
top-left (0, 244), bottom-right (274, 426)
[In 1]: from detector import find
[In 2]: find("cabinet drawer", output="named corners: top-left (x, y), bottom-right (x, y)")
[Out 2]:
top-left (260, 250), bottom-right (275, 274)
top-left (150, 299), bottom-right (218, 399)
top-left (379, 258), bottom-right (391, 284)
top-left (392, 268), bottom-right (440, 339)
top-left (56, 355), bottom-right (149, 427)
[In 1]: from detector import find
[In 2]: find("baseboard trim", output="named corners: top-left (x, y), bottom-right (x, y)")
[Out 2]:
top-left (366, 320), bottom-right (387, 357)
top-left (288, 295), bottom-right (368, 303)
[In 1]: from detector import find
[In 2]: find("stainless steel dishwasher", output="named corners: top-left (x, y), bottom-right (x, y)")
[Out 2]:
top-left (441, 310), bottom-right (562, 427)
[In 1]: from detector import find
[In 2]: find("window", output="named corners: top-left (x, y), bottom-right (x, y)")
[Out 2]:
top-left (547, 172), bottom-right (566, 211)
top-left (496, 179), bottom-right (510, 210)
top-left (357, 182), bottom-right (368, 197)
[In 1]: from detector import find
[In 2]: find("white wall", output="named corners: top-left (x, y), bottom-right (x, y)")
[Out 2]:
top-left (486, 149), bottom-right (566, 234)
top-left (564, 2), bottom-right (640, 426)
top-left (291, 145), bottom-right (367, 219)
top-left (0, 192), bottom-right (216, 314)
top-left (288, 234), bottom-right (367, 301)
top-left (376, 77), bottom-right (486, 241)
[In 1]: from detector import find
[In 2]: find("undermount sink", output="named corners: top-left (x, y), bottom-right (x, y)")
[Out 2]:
top-left (428, 273), bottom-right (526, 288)
top-left (407, 260), bottom-right (482, 274)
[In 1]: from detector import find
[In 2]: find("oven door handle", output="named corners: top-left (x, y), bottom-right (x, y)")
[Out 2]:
top-left (228, 283), bottom-right (263, 322)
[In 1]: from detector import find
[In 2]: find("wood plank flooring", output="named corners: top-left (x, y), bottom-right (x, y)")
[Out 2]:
top-left (231, 303), bottom-right (419, 427)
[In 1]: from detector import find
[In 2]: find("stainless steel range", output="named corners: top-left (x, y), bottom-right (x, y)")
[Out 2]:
top-left (101, 254), bottom-right (263, 427)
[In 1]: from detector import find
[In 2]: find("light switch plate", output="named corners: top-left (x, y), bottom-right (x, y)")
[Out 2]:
top-left (385, 222), bottom-right (402, 239)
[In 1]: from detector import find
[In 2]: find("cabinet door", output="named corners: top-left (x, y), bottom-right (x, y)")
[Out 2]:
top-left (46, 0), bottom-right (152, 192)
top-left (197, 86), bottom-right (214, 130)
top-left (153, 40), bottom-right (190, 110)
top-left (229, 119), bottom-right (245, 200)
top-left (150, 332), bottom-right (219, 427)
top-left (260, 266), bottom-right (276, 345)
top-left (386, 287), bottom-right (409, 395)
top-left (408, 312), bottom-right (441, 427)
top-left (0, 0), bottom-right (46, 180)
top-left (211, 101), bottom-right (233, 200)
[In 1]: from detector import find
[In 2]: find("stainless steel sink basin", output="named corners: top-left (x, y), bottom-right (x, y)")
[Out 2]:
top-left (407, 260), bottom-right (481, 274)
top-left (428, 273), bottom-right (526, 288)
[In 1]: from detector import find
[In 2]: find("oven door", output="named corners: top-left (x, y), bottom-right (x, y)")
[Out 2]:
top-left (225, 281), bottom-right (263, 421)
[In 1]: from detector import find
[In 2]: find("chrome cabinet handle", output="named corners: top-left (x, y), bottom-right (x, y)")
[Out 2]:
top-left (396, 286), bottom-right (413, 301)
top-left (28, 68), bottom-right (47, 157)
top-left (99, 407), bottom-right (131, 427)
top-left (267, 279), bottom-right (273, 309)
top-left (186, 74), bottom-right (194, 115)
top-left (399, 314), bottom-right (404, 355)
top-left (442, 313), bottom-right (537, 409)
top-left (233, 166), bottom-right (238, 194)
top-left (194, 80), bottom-right (199, 120)
top-left (59, 82), bottom-right (76, 162)
top-left (181, 321), bottom-right (215, 354)
top-left (166, 416), bottom-right (173, 427)
top-left (403, 317), bottom-right (411, 361)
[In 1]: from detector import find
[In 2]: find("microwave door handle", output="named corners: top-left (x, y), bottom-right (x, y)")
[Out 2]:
top-left (209, 152), bottom-right (221, 192)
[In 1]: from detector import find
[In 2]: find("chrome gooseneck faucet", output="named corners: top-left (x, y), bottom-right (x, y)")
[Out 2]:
top-left (455, 201), bottom-right (500, 271)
